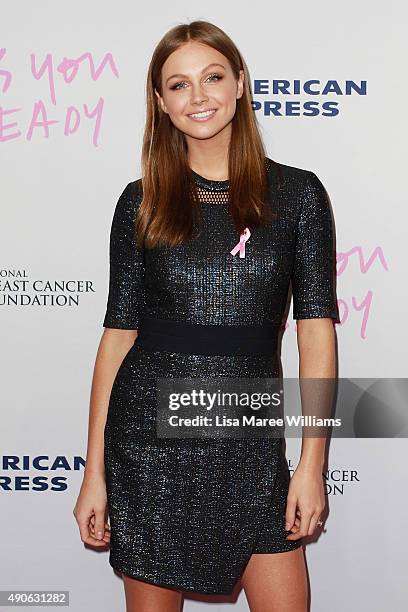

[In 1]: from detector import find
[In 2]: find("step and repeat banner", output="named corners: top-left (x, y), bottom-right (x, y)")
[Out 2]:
top-left (1, 1), bottom-right (407, 611)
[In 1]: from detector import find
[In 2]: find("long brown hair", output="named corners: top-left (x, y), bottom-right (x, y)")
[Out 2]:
top-left (136, 20), bottom-right (275, 249)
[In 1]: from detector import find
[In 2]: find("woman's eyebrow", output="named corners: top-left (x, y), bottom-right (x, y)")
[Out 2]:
top-left (166, 63), bottom-right (226, 84)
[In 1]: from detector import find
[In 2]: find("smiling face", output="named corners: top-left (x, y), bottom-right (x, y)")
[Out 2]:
top-left (155, 41), bottom-right (244, 144)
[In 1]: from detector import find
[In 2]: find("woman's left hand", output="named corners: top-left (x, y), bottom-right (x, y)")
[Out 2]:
top-left (284, 463), bottom-right (326, 540)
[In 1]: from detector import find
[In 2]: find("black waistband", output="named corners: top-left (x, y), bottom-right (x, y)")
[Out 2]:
top-left (135, 316), bottom-right (279, 356)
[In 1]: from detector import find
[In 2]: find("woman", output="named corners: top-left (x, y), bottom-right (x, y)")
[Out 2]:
top-left (73, 20), bottom-right (338, 612)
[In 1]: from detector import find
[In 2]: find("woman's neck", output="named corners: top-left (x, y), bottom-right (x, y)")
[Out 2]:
top-left (186, 126), bottom-right (230, 181)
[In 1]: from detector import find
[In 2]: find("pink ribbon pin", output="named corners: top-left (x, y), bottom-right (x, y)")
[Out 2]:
top-left (230, 227), bottom-right (251, 258)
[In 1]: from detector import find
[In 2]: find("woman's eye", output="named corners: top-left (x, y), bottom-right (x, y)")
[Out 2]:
top-left (206, 73), bottom-right (223, 82)
top-left (171, 81), bottom-right (187, 90)
top-left (170, 73), bottom-right (223, 91)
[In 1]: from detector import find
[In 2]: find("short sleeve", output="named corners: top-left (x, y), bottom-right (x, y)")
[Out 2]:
top-left (291, 171), bottom-right (338, 320)
top-left (102, 181), bottom-right (146, 329)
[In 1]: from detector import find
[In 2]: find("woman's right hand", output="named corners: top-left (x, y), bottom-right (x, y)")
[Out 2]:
top-left (73, 475), bottom-right (111, 547)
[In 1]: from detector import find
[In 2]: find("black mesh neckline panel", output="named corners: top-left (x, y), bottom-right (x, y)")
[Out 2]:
top-left (191, 169), bottom-right (229, 191)
top-left (191, 169), bottom-right (230, 204)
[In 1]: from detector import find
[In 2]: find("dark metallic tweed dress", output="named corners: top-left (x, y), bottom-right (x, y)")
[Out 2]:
top-left (103, 157), bottom-right (338, 595)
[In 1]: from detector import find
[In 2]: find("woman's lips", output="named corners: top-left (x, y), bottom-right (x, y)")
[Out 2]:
top-left (187, 109), bottom-right (217, 122)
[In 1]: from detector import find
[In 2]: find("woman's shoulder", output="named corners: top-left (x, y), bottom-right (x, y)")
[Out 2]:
top-left (264, 157), bottom-right (332, 220)
top-left (109, 179), bottom-right (143, 230)
top-left (265, 156), bottom-right (319, 190)
top-left (124, 177), bottom-right (143, 199)
top-left (114, 178), bottom-right (143, 214)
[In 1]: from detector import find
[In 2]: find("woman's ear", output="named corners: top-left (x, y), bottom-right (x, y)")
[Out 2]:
top-left (237, 69), bottom-right (245, 99)
top-left (154, 88), bottom-right (167, 113)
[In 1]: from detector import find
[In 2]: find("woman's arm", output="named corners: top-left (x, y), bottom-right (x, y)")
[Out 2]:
top-left (285, 170), bottom-right (338, 539)
top-left (285, 317), bottom-right (336, 540)
top-left (83, 328), bottom-right (138, 480)
top-left (73, 328), bottom-right (137, 546)
top-left (73, 181), bottom-right (145, 545)
top-left (296, 317), bottom-right (336, 471)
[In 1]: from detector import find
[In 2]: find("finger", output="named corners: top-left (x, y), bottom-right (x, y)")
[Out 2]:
top-left (88, 517), bottom-right (110, 543)
top-left (285, 497), bottom-right (297, 531)
top-left (75, 514), bottom-right (109, 547)
top-left (94, 511), bottom-right (106, 541)
top-left (308, 512), bottom-right (322, 536)
top-left (289, 517), bottom-right (301, 533)
top-left (287, 508), bottom-right (312, 540)
top-left (76, 515), bottom-right (92, 543)
top-left (90, 520), bottom-right (110, 533)
top-left (85, 528), bottom-right (110, 546)
top-left (286, 512), bottom-right (302, 534)
top-left (86, 538), bottom-right (109, 547)
top-left (86, 523), bottom-right (110, 546)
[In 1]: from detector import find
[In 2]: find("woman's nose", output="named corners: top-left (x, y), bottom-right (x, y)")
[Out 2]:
top-left (190, 84), bottom-right (209, 105)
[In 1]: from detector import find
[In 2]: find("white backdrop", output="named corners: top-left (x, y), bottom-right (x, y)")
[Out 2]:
top-left (1, 1), bottom-right (407, 610)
